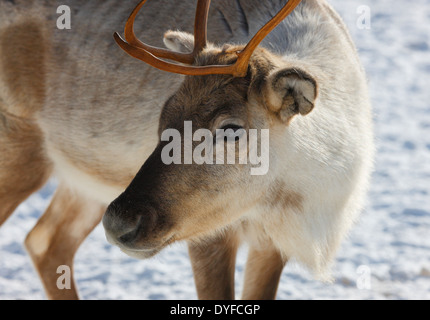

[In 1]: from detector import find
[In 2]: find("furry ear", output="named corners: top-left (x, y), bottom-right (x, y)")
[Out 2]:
top-left (163, 30), bottom-right (194, 53)
top-left (263, 68), bottom-right (318, 123)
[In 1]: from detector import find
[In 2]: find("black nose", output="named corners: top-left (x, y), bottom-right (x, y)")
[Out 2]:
top-left (102, 198), bottom-right (158, 250)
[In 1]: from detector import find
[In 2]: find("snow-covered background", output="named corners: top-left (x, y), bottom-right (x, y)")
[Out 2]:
top-left (1, 0), bottom-right (429, 300)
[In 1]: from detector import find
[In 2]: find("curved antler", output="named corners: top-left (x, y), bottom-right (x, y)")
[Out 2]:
top-left (114, 0), bottom-right (303, 77)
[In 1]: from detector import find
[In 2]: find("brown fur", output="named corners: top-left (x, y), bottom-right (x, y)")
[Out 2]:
top-left (0, 17), bottom-right (51, 226)
top-left (25, 184), bottom-right (105, 300)
top-left (266, 180), bottom-right (304, 212)
top-left (0, 21), bottom-right (47, 118)
top-left (188, 229), bottom-right (239, 300)
top-left (0, 111), bottom-right (51, 225)
top-left (242, 245), bottom-right (286, 300)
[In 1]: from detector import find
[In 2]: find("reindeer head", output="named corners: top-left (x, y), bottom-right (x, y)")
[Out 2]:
top-left (103, 0), bottom-right (317, 259)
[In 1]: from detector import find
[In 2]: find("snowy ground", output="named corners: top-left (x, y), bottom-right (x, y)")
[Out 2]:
top-left (1, 0), bottom-right (429, 300)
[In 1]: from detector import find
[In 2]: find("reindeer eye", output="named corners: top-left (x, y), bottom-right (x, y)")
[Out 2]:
top-left (219, 124), bottom-right (243, 132)
top-left (217, 124), bottom-right (245, 143)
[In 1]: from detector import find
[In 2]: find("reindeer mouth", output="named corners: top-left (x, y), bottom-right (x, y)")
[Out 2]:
top-left (116, 235), bottom-right (176, 260)
top-left (120, 247), bottom-right (161, 260)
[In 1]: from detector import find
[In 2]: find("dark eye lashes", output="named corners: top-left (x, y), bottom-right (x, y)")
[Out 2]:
top-left (219, 124), bottom-right (243, 132)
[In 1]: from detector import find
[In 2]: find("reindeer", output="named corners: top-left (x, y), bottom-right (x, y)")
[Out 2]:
top-left (0, 0), bottom-right (373, 300)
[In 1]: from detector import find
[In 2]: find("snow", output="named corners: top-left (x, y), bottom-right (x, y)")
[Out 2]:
top-left (1, 0), bottom-right (429, 300)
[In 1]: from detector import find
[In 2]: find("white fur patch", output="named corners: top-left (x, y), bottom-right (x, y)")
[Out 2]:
top-left (48, 149), bottom-right (123, 206)
top-left (163, 30), bottom-right (195, 53)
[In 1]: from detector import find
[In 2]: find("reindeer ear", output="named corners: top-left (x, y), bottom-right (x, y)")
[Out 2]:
top-left (263, 68), bottom-right (318, 123)
top-left (163, 30), bottom-right (195, 53)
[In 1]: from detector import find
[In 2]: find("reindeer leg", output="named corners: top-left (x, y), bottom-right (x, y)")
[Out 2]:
top-left (241, 244), bottom-right (286, 300)
top-left (0, 113), bottom-right (51, 226)
top-left (188, 229), bottom-right (239, 300)
top-left (25, 184), bottom-right (105, 300)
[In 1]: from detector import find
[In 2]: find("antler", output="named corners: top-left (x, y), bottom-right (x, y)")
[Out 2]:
top-left (114, 0), bottom-right (303, 77)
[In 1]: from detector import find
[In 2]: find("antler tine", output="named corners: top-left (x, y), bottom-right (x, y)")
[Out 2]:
top-left (234, 0), bottom-right (303, 77)
top-left (123, 0), bottom-right (211, 63)
top-left (123, 0), bottom-right (194, 64)
top-left (192, 0), bottom-right (211, 54)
